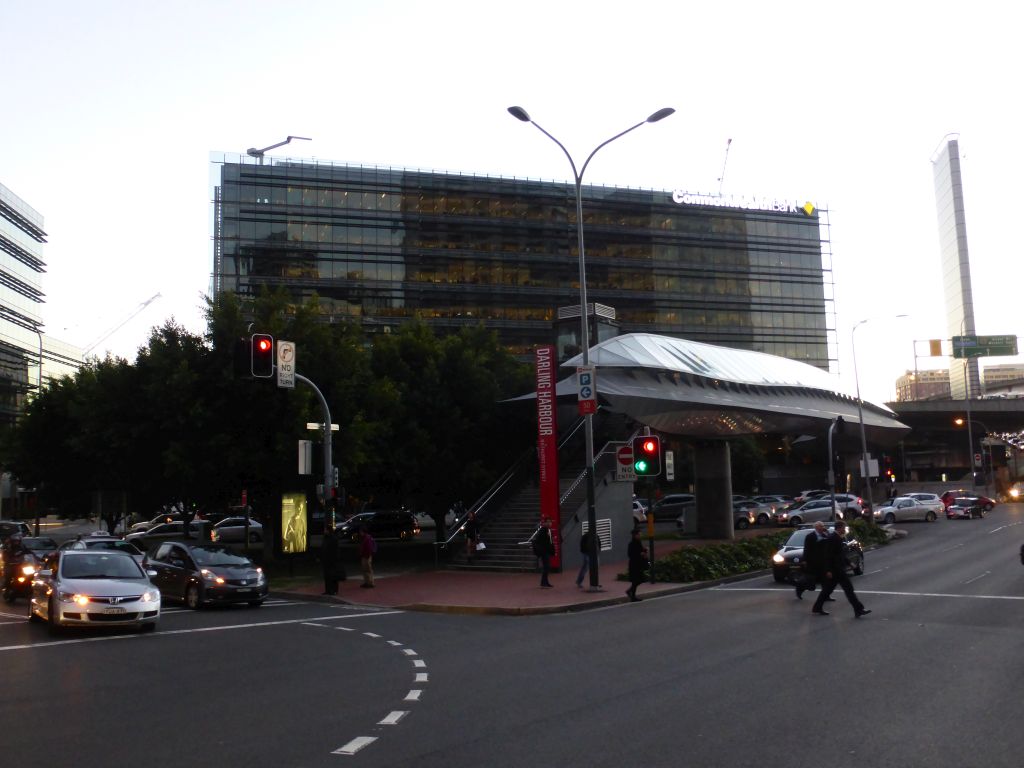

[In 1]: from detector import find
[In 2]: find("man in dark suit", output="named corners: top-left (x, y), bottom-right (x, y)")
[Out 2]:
top-left (796, 521), bottom-right (828, 599)
top-left (812, 519), bottom-right (871, 618)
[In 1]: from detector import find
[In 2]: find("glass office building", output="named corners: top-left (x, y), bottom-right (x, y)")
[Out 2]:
top-left (0, 182), bottom-right (83, 427)
top-left (211, 154), bottom-right (836, 371)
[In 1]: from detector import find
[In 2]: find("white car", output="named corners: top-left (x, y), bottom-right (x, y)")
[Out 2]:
top-left (874, 496), bottom-right (939, 523)
top-left (774, 499), bottom-right (842, 526)
top-left (29, 551), bottom-right (160, 634)
top-left (412, 510), bottom-right (458, 531)
top-left (904, 492), bottom-right (945, 516)
top-left (632, 500), bottom-right (647, 523)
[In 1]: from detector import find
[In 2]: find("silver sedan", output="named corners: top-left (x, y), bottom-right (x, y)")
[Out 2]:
top-left (874, 496), bottom-right (940, 523)
top-left (29, 551), bottom-right (160, 634)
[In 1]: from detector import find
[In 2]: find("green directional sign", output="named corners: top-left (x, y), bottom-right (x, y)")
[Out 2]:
top-left (952, 334), bottom-right (1019, 359)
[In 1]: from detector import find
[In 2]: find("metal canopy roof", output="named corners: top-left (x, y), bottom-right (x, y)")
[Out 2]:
top-left (560, 333), bottom-right (909, 442)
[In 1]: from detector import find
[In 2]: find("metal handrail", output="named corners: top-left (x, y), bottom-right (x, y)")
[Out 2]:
top-left (435, 415), bottom-right (590, 553)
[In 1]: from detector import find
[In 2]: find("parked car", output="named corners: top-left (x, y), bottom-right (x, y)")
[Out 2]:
top-left (874, 496), bottom-right (939, 524)
top-left (941, 490), bottom-right (996, 511)
top-left (795, 489), bottom-right (831, 503)
top-left (946, 497), bottom-right (986, 519)
top-left (144, 541), bottom-right (267, 609)
top-left (832, 494), bottom-right (866, 518)
top-left (28, 550), bottom-right (160, 634)
top-left (209, 517), bottom-right (263, 544)
top-left (58, 533), bottom-right (145, 564)
top-left (771, 525), bottom-right (864, 582)
top-left (337, 510), bottom-right (421, 541)
top-left (631, 499), bottom-right (648, 524)
top-left (125, 521), bottom-right (206, 549)
top-left (650, 493), bottom-right (695, 521)
top-left (773, 499), bottom-right (842, 526)
top-left (734, 499), bottom-right (772, 525)
top-left (0, 520), bottom-right (31, 543)
top-left (413, 509), bottom-right (459, 531)
top-left (905, 492), bottom-right (945, 515)
top-left (675, 503), bottom-right (755, 531)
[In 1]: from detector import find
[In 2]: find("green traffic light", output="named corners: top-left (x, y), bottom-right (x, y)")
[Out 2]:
top-left (635, 460), bottom-right (649, 473)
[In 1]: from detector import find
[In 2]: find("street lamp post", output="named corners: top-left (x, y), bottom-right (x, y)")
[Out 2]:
top-left (851, 315), bottom-right (908, 516)
top-left (508, 105), bottom-right (674, 588)
top-left (954, 417), bottom-right (993, 496)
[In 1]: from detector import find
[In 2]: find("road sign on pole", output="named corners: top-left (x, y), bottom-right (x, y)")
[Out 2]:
top-left (277, 340), bottom-right (296, 388)
top-left (952, 334), bottom-right (1018, 358)
top-left (577, 366), bottom-right (597, 415)
top-left (616, 444), bottom-right (637, 482)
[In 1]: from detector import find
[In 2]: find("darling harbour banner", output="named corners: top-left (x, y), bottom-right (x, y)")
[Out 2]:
top-left (535, 345), bottom-right (561, 566)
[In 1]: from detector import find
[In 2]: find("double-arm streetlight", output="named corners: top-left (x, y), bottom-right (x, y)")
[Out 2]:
top-left (851, 315), bottom-right (908, 514)
top-left (508, 105), bottom-right (674, 588)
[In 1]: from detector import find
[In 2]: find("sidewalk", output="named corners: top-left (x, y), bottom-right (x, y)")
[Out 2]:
top-left (275, 536), bottom-right (762, 615)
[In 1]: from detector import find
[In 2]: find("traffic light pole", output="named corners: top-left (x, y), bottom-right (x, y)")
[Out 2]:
top-left (295, 373), bottom-right (335, 530)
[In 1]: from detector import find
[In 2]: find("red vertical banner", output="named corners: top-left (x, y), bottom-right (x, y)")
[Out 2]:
top-left (535, 345), bottom-right (561, 568)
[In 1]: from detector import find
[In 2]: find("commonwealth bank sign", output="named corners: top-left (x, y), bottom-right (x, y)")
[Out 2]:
top-left (671, 191), bottom-right (816, 216)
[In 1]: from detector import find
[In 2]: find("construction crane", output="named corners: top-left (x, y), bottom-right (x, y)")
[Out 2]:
top-left (83, 293), bottom-right (162, 355)
top-left (717, 138), bottom-right (733, 196)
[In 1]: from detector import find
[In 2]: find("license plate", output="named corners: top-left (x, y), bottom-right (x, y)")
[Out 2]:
top-left (104, 607), bottom-right (126, 614)
top-left (236, 588), bottom-right (251, 593)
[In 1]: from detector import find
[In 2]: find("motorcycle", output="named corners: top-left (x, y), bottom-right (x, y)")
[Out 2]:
top-left (2, 551), bottom-right (40, 603)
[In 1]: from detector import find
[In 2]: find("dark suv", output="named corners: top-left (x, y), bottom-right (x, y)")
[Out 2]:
top-left (337, 510), bottom-right (421, 541)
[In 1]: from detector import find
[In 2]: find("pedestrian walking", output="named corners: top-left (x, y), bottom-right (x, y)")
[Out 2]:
top-left (321, 525), bottom-right (342, 595)
top-left (795, 521), bottom-right (829, 599)
top-left (811, 519), bottom-right (871, 617)
top-left (463, 510), bottom-right (480, 563)
top-left (575, 528), bottom-right (599, 588)
top-left (625, 528), bottom-right (648, 602)
top-left (532, 516), bottom-right (555, 588)
top-left (358, 525), bottom-right (376, 588)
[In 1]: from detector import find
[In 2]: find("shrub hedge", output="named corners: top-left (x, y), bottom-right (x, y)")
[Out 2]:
top-left (632, 518), bottom-right (889, 584)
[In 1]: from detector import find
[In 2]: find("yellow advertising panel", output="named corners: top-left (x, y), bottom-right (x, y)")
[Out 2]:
top-left (281, 492), bottom-right (308, 554)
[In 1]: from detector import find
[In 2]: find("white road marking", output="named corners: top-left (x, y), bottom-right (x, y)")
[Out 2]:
top-left (415, 672), bottom-right (428, 683)
top-left (0, 612), bottom-right (404, 653)
top-left (333, 737), bottom-right (377, 755)
top-left (363, 632), bottom-right (381, 638)
top-left (387, 640), bottom-right (402, 646)
top-left (404, 690), bottom-right (422, 701)
top-left (413, 659), bottom-right (426, 668)
top-left (335, 626), bottom-right (355, 632)
top-left (378, 711), bottom-right (408, 725)
top-left (402, 648), bottom-right (418, 656)
top-left (715, 586), bottom-right (1024, 601)
top-left (865, 568), bottom-right (887, 575)
top-left (964, 571), bottom-right (991, 584)
top-left (938, 543), bottom-right (965, 553)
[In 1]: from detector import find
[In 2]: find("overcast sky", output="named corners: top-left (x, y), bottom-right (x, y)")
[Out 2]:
top-left (2, 0), bottom-right (1020, 405)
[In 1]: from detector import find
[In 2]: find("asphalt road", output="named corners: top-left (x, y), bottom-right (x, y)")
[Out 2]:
top-left (3, 504), bottom-right (1023, 768)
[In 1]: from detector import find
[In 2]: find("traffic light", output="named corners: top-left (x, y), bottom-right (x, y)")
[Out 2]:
top-left (632, 435), bottom-right (662, 476)
top-left (251, 333), bottom-right (274, 378)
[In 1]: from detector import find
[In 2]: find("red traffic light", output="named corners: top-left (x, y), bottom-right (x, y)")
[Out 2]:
top-left (632, 434), bottom-right (661, 476)
top-left (250, 333), bottom-right (274, 378)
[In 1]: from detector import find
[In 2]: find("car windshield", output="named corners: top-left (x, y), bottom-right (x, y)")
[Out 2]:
top-left (784, 530), bottom-right (816, 547)
top-left (190, 546), bottom-right (253, 567)
top-left (62, 554), bottom-right (145, 579)
top-left (23, 538), bottom-right (57, 551)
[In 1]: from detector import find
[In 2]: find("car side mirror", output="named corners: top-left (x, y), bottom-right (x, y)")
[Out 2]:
top-left (146, 569), bottom-right (158, 578)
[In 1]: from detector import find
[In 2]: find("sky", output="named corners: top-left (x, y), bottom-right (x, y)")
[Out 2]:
top-left (2, 0), bottom-right (1021, 405)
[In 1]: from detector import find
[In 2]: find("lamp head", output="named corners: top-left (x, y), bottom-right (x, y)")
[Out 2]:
top-left (646, 107), bottom-right (675, 123)
top-left (507, 106), bottom-right (531, 122)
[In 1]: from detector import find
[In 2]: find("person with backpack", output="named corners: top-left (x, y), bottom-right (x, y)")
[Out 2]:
top-left (358, 525), bottom-right (376, 588)
top-left (533, 516), bottom-right (555, 588)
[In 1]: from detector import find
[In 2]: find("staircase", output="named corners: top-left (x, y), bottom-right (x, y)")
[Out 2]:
top-left (448, 486), bottom-right (549, 572)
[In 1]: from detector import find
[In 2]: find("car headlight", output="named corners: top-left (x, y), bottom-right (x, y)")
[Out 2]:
top-left (772, 553), bottom-right (785, 564)
top-left (21, 564), bottom-right (36, 576)
top-left (255, 568), bottom-right (266, 583)
top-left (140, 590), bottom-right (158, 602)
top-left (59, 591), bottom-right (89, 605)
top-left (200, 569), bottom-right (225, 584)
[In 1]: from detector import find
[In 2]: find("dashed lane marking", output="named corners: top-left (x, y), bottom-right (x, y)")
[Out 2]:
top-left (378, 711), bottom-right (408, 725)
top-left (333, 737), bottom-right (377, 755)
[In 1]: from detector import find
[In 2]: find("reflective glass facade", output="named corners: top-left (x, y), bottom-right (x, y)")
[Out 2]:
top-left (211, 155), bottom-right (835, 370)
top-left (932, 137), bottom-right (980, 399)
top-left (0, 183), bottom-right (82, 427)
